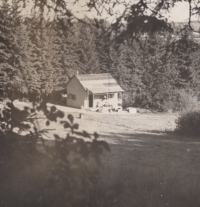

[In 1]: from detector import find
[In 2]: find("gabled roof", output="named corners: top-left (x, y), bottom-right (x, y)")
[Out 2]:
top-left (75, 73), bottom-right (124, 94)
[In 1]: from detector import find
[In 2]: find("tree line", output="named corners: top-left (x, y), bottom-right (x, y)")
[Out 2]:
top-left (0, 1), bottom-right (200, 111)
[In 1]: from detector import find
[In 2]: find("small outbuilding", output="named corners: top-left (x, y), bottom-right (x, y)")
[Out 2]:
top-left (66, 73), bottom-right (124, 109)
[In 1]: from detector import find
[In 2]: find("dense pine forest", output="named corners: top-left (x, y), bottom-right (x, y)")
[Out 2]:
top-left (0, 1), bottom-right (200, 112)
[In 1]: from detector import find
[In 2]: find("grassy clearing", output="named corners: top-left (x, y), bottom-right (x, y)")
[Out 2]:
top-left (99, 134), bottom-right (200, 206)
top-left (77, 111), bottom-right (200, 206)
top-left (8, 102), bottom-right (200, 206)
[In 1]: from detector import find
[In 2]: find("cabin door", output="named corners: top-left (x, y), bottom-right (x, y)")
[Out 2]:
top-left (89, 95), bottom-right (93, 107)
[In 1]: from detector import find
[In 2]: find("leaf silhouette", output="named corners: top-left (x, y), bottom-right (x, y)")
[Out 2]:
top-left (57, 111), bottom-right (65, 118)
top-left (73, 123), bottom-right (79, 130)
top-left (54, 134), bottom-right (61, 140)
top-left (68, 114), bottom-right (74, 123)
top-left (94, 132), bottom-right (99, 139)
top-left (51, 106), bottom-right (57, 113)
top-left (46, 120), bottom-right (50, 126)
top-left (82, 130), bottom-right (91, 138)
top-left (60, 121), bottom-right (71, 129)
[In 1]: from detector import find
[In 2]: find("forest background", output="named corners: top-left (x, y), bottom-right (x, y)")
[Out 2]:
top-left (1, 0), bottom-right (200, 112)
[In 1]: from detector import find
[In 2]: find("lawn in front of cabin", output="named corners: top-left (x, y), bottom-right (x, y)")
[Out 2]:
top-left (10, 102), bottom-right (200, 206)
top-left (75, 111), bottom-right (200, 207)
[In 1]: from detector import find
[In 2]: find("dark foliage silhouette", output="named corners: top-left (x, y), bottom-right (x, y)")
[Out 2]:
top-left (0, 101), bottom-right (110, 207)
top-left (175, 110), bottom-right (200, 137)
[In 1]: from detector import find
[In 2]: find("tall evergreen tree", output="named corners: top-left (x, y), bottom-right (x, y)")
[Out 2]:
top-left (57, 19), bottom-right (101, 78)
top-left (27, 14), bottom-right (64, 101)
top-left (0, 0), bottom-right (34, 100)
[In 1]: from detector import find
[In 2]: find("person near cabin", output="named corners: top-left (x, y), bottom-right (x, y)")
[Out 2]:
top-left (102, 95), bottom-right (107, 106)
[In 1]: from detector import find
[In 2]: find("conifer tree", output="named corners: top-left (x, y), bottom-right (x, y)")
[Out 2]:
top-left (57, 19), bottom-right (100, 78)
top-left (0, 0), bottom-right (34, 100)
top-left (27, 14), bottom-right (64, 101)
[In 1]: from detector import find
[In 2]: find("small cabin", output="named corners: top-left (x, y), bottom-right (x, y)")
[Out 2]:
top-left (66, 73), bottom-right (124, 109)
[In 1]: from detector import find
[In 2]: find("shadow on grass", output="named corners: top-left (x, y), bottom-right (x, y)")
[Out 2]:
top-left (0, 102), bottom-right (110, 207)
top-left (96, 130), bottom-right (200, 207)
top-left (1, 128), bottom-right (200, 207)
top-left (1, 100), bottom-right (200, 207)
top-left (104, 129), bottom-right (200, 145)
top-left (0, 132), bottom-right (112, 207)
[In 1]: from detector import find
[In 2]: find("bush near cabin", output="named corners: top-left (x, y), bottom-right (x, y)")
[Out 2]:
top-left (175, 110), bottom-right (200, 137)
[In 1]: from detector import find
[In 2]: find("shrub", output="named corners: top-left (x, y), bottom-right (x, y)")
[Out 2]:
top-left (175, 110), bottom-right (200, 136)
top-left (122, 100), bottom-right (134, 109)
top-left (133, 89), bottom-right (200, 112)
top-left (134, 92), bottom-right (174, 112)
top-left (136, 108), bottom-right (152, 114)
top-left (173, 90), bottom-right (200, 112)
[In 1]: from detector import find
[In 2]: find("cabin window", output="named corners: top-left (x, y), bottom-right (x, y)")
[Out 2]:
top-left (68, 94), bottom-right (76, 100)
top-left (108, 94), bottom-right (114, 99)
top-left (71, 94), bottom-right (76, 100)
top-left (100, 95), bottom-right (104, 100)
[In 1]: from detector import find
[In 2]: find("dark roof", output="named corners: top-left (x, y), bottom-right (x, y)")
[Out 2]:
top-left (76, 73), bottom-right (124, 94)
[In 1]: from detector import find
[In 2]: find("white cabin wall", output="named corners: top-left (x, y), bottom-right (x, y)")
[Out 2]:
top-left (66, 76), bottom-right (87, 109)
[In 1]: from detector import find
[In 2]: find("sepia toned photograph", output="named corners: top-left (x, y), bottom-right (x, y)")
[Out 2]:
top-left (0, 0), bottom-right (200, 206)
